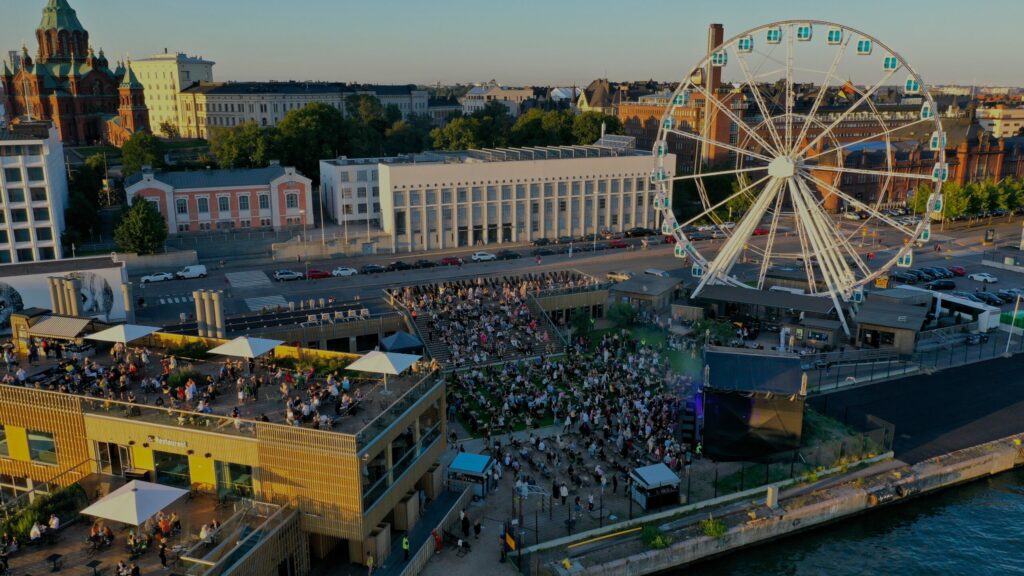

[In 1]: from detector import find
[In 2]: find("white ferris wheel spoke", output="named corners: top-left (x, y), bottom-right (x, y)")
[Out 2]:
top-left (805, 164), bottom-right (934, 181)
top-left (677, 174), bottom-right (771, 229)
top-left (795, 175), bottom-right (872, 278)
top-left (795, 66), bottom-right (900, 158)
top-left (785, 24), bottom-right (796, 151)
top-left (670, 166), bottom-right (767, 182)
top-left (808, 175), bottom-right (920, 237)
top-left (689, 81), bottom-right (780, 157)
top-left (802, 117), bottom-right (933, 162)
top-left (794, 178), bottom-right (856, 289)
top-left (792, 34), bottom-right (850, 154)
top-left (734, 51), bottom-right (786, 152)
top-left (666, 128), bottom-right (773, 163)
top-left (756, 190), bottom-right (788, 289)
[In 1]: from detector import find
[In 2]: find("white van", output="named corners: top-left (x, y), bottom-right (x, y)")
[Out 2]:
top-left (175, 264), bottom-right (208, 279)
top-left (644, 268), bottom-right (671, 278)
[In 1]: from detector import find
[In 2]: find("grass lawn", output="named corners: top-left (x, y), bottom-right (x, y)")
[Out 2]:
top-left (590, 325), bottom-right (702, 377)
top-left (71, 145), bottom-right (119, 158)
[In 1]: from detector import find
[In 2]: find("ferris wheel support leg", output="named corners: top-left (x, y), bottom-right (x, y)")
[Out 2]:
top-left (795, 177), bottom-right (858, 287)
top-left (691, 177), bottom-right (783, 298)
top-left (788, 178), bottom-right (852, 336)
top-left (756, 191), bottom-right (788, 290)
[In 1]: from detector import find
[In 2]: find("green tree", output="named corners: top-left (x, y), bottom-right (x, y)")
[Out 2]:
top-left (606, 302), bottom-right (637, 327)
top-left (113, 199), bottom-right (167, 255)
top-left (274, 103), bottom-right (350, 182)
top-left (384, 121), bottom-right (426, 156)
top-left (120, 132), bottom-right (164, 178)
top-left (908, 183), bottom-right (932, 215)
top-left (691, 319), bottom-right (736, 347)
top-left (61, 192), bottom-right (99, 249)
top-left (209, 122), bottom-right (274, 169)
top-left (572, 111), bottom-right (622, 145)
top-left (1000, 177), bottom-right (1023, 221)
top-left (159, 121), bottom-right (180, 139)
top-left (470, 101), bottom-right (514, 148)
top-left (942, 182), bottom-right (968, 221)
top-left (570, 308), bottom-right (593, 337)
top-left (431, 117), bottom-right (482, 150)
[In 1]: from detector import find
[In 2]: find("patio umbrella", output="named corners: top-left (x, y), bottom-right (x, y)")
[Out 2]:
top-left (81, 480), bottom-right (187, 526)
top-left (380, 331), bottom-right (424, 353)
top-left (346, 350), bottom-right (421, 393)
top-left (208, 336), bottom-right (283, 359)
top-left (86, 324), bottom-right (161, 345)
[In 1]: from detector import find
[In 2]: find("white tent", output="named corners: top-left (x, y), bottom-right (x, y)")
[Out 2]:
top-left (208, 336), bottom-right (283, 359)
top-left (80, 480), bottom-right (188, 526)
top-left (346, 351), bottom-right (421, 392)
top-left (86, 324), bottom-right (161, 345)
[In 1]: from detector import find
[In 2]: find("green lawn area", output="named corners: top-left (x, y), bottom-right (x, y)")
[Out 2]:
top-left (70, 145), bottom-right (119, 158)
top-left (590, 325), bottom-right (702, 377)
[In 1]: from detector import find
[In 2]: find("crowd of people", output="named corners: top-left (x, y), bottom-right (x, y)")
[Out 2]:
top-left (392, 272), bottom-right (597, 367)
top-left (447, 330), bottom-right (696, 515)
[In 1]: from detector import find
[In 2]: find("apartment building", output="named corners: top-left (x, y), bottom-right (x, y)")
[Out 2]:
top-left (460, 83), bottom-right (534, 117)
top-left (131, 50), bottom-right (215, 137)
top-left (976, 105), bottom-right (1024, 138)
top-left (0, 124), bottom-right (67, 262)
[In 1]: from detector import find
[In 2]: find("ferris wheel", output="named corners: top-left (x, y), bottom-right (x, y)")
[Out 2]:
top-left (652, 20), bottom-right (947, 334)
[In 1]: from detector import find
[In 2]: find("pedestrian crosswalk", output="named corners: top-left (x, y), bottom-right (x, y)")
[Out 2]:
top-left (245, 295), bottom-right (288, 312)
top-left (156, 294), bottom-right (195, 306)
top-left (226, 270), bottom-right (271, 289)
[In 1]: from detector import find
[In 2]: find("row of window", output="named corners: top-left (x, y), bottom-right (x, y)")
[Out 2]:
top-left (0, 427), bottom-right (57, 465)
top-left (0, 145), bottom-right (43, 158)
top-left (0, 207), bottom-right (50, 224)
top-left (5, 187), bottom-right (48, 203)
top-left (173, 193), bottom-right (297, 215)
top-left (0, 226), bottom-right (53, 243)
top-left (2, 167), bottom-right (45, 183)
top-left (390, 181), bottom-right (648, 206)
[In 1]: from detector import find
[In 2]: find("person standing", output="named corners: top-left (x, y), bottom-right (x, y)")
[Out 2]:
top-left (461, 510), bottom-right (470, 539)
top-left (560, 483), bottom-right (569, 506)
top-left (473, 518), bottom-right (481, 540)
top-left (159, 539), bottom-right (168, 567)
top-left (402, 534), bottom-right (410, 561)
top-left (612, 474), bottom-right (619, 495)
top-left (366, 552), bottom-right (375, 576)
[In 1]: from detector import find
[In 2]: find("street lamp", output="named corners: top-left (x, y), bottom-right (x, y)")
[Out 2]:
top-left (300, 209), bottom-right (308, 266)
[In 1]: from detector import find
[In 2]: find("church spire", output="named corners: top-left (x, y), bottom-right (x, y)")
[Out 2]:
top-left (38, 0), bottom-right (84, 33)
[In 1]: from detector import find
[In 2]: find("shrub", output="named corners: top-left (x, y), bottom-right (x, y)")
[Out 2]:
top-left (0, 483), bottom-right (88, 540)
top-left (641, 524), bottom-right (674, 549)
top-left (167, 341), bottom-right (209, 360)
top-left (699, 515), bottom-right (727, 539)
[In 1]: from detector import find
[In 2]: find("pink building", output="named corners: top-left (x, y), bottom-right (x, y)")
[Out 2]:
top-left (125, 162), bottom-right (313, 235)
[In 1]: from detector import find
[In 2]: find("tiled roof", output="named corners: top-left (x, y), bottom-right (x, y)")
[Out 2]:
top-left (126, 165), bottom-right (295, 190)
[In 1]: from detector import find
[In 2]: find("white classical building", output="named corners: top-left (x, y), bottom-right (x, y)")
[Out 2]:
top-left (976, 105), bottom-right (1024, 138)
top-left (130, 50), bottom-right (215, 137)
top-left (0, 124), bottom-right (68, 262)
top-left (460, 83), bottom-right (535, 117)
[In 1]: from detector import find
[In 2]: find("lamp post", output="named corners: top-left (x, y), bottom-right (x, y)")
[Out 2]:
top-left (300, 209), bottom-right (308, 267)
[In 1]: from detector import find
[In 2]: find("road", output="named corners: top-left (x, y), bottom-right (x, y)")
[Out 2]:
top-left (133, 216), bottom-right (1024, 326)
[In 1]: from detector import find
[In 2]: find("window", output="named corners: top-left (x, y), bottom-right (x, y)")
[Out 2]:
top-left (559, 200), bottom-right (567, 213)
top-left (285, 194), bottom-right (298, 209)
top-left (238, 195), bottom-right (249, 211)
top-left (7, 189), bottom-right (24, 203)
top-left (29, 187), bottom-right (46, 202)
top-left (0, 426), bottom-right (7, 457)
top-left (13, 229), bottom-right (29, 243)
top-left (0, 231), bottom-right (7, 244)
top-left (38, 247), bottom-right (54, 260)
top-left (28, 431), bottom-right (56, 465)
top-left (3, 168), bottom-right (21, 183)
top-left (393, 192), bottom-right (404, 205)
top-left (32, 208), bottom-right (49, 221)
top-left (218, 196), bottom-right (230, 212)
top-left (10, 209), bottom-right (26, 223)
top-left (258, 195), bottom-right (270, 210)
top-left (598, 198), bottom-right (606, 210)
top-left (26, 167), bottom-right (44, 182)
top-left (176, 198), bottom-right (188, 215)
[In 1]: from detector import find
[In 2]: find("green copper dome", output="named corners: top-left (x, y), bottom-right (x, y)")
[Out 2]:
top-left (38, 0), bottom-right (85, 33)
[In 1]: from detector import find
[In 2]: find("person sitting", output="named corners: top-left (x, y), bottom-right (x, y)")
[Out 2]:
top-left (102, 525), bottom-right (115, 545)
top-left (199, 523), bottom-right (210, 544)
top-left (28, 521), bottom-right (43, 544)
top-left (48, 513), bottom-right (60, 531)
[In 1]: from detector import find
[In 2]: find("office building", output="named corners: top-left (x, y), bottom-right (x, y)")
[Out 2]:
top-left (976, 105), bottom-right (1024, 138)
top-left (125, 162), bottom-right (312, 235)
top-left (367, 140), bottom-right (673, 251)
top-left (131, 50), bottom-right (215, 137)
top-left (0, 123), bottom-right (68, 262)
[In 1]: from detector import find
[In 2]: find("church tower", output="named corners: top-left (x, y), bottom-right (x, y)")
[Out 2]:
top-left (118, 62), bottom-right (150, 134)
top-left (36, 0), bottom-right (89, 64)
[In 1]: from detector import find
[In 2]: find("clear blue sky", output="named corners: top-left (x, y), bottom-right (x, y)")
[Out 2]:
top-left (4, 0), bottom-right (1021, 87)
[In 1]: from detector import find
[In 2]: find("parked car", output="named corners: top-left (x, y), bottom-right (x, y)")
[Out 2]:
top-left (531, 248), bottom-right (554, 256)
top-left (925, 279), bottom-right (956, 290)
top-left (273, 270), bottom-right (304, 281)
top-left (556, 236), bottom-right (576, 244)
top-left (306, 269), bottom-right (331, 279)
top-left (948, 265), bottom-right (967, 277)
top-left (607, 271), bottom-right (635, 282)
top-left (644, 268), bottom-right (671, 278)
top-left (471, 251), bottom-right (497, 262)
top-left (688, 232), bottom-right (711, 241)
top-left (997, 288), bottom-right (1021, 302)
top-left (968, 272), bottom-right (999, 283)
top-left (889, 271), bottom-right (917, 284)
top-left (386, 261), bottom-right (414, 272)
top-left (966, 333), bottom-right (990, 345)
top-left (140, 271), bottom-right (174, 284)
top-left (663, 235), bottom-right (677, 244)
top-left (578, 233), bottom-right (597, 242)
top-left (926, 267), bottom-right (954, 279)
top-left (175, 265), bottom-right (208, 279)
top-left (842, 212), bottom-right (861, 221)
top-left (414, 259), bottom-right (437, 269)
top-left (718, 221), bottom-right (736, 230)
top-left (975, 292), bottom-right (1005, 306)
top-left (625, 227), bottom-right (649, 238)
top-left (600, 229), bottom-right (625, 240)
top-left (331, 267), bottom-right (358, 277)
top-left (903, 270), bottom-right (930, 282)
top-left (608, 239), bottom-right (628, 249)
top-left (360, 264), bottom-right (386, 274)
top-left (910, 269), bottom-right (936, 281)
top-left (438, 256), bottom-right (463, 266)
top-left (532, 238), bottom-right (551, 246)
top-left (752, 227), bottom-right (770, 236)
top-left (952, 291), bottom-right (984, 303)
top-left (496, 250), bottom-right (522, 260)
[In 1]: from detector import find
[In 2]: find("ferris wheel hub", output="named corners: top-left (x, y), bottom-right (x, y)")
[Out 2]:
top-left (768, 156), bottom-right (796, 178)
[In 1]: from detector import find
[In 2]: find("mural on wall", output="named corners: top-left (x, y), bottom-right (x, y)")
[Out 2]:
top-left (0, 283), bottom-right (25, 327)
top-left (74, 272), bottom-right (114, 318)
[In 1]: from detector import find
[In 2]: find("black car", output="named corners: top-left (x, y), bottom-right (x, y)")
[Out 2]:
top-left (925, 279), bottom-right (956, 290)
top-left (997, 289), bottom-right (1020, 302)
top-left (625, 227), bottom-right (649, 238)
top-left (360, 264), bottom-right (386, 274)
top-left (556, 236), bottom-right (576, 244)
top-left (889, 271), bottom-right (917, 284)
top-left (578, 233), bottom-right (597, 242)
top-left (531, 248), bottom-right (554, 256)
top-left (924, 267), bottom-right (952, 279)
top-left (909, 269), bottom-right (936, 281)
top-left (497, 250), bottom-right (522, 260)
top-left (688, 232), bottom-right (711, 241)
top-left (975, 292), bottom-right (1005, 306)
top-left (386, 261), bottom-right (414, 272)
top-left (532, 238), bottom-right (551, 246)
top-left (414, 259), bottom-right (437, 269)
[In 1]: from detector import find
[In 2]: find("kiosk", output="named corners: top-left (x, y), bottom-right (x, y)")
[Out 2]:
top-left (629, 464), bottom-right (680, 510)
top-left (447, 452), bottom-right (496, 498)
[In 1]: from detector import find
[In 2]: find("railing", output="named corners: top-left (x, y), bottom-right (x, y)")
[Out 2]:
top-left (179, 500), bottom-right (287, 576)
top-left (355, 372), bottom-right (442, 450)
top-left (0, 458), bottom-right (94, 520)
top-left (399, 488), bottom-right (474, 576)
top-left (527, 293), bottom-right (569, 351)
top-left (532, 280), bottom-right (611, 299)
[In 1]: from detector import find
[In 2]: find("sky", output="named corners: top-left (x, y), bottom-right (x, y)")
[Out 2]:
top-left (3, 0), bottom-right (1022, 88)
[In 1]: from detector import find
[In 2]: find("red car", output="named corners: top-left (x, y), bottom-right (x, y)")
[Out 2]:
top-left (752, 227), bottom-right (770, 236)
top-left (608, 239), bottom-right (628, 249)
top-left (664, 235), bottom-right (677, 244)
top-left (439, 256), bottom-right (463, 266)
top-left (949, 265), bottom-right (966, 277)
top-left (306, 269), bottom-right (331, 279)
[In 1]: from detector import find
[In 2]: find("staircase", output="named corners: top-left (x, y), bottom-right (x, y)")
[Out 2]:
top-left (526, 293), bottom-right (568, 357)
